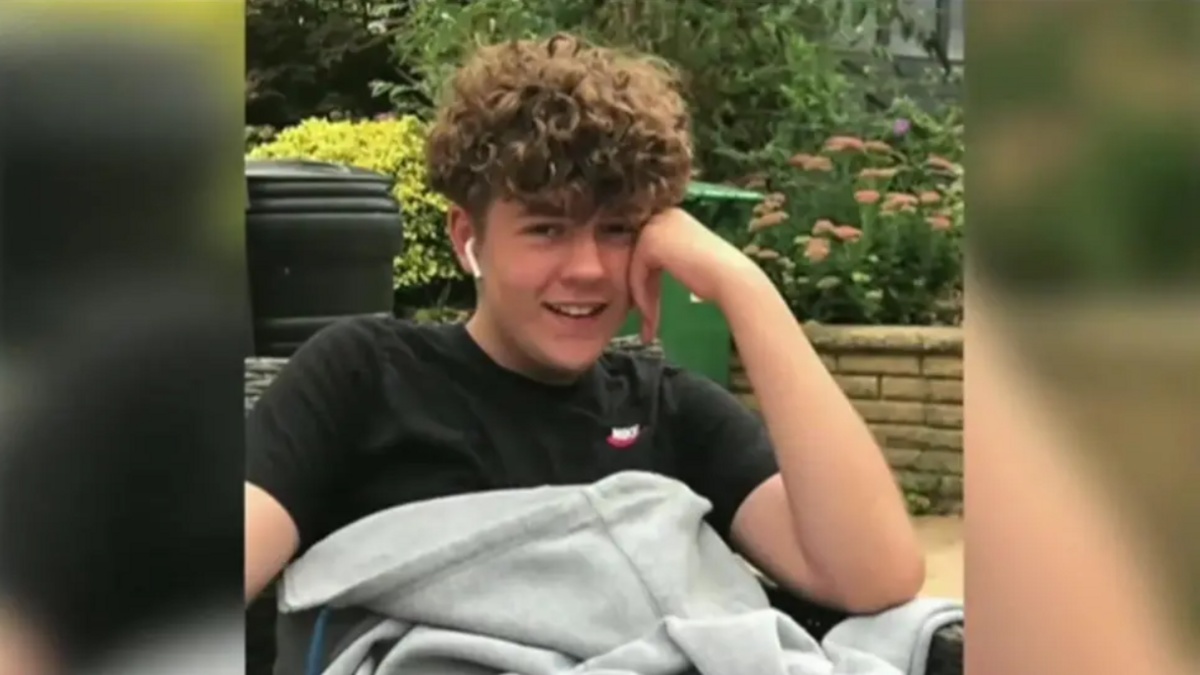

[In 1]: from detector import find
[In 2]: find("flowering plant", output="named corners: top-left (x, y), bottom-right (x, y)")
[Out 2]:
top-left (739, 119), bottom-right (964, 326)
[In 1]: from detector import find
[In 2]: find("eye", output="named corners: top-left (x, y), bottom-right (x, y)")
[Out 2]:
top-left (598, 222), bottom-right (638, 242)
top-left (525, 222), bottom-right (566, 239)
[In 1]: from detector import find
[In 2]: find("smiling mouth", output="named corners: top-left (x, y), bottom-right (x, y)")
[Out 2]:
top-left (544, 303), bottom-right (607, 319)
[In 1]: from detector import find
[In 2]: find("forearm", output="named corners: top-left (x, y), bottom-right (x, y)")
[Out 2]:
top-left (717, 268), bottom-right (923, 596)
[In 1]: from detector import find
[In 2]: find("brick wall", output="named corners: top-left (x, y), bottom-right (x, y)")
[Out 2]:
top-left (731, 325), bottom-right (964, 514)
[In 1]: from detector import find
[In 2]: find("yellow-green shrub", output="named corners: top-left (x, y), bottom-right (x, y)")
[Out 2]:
top-left (247, 116), bottom-right (460, 290)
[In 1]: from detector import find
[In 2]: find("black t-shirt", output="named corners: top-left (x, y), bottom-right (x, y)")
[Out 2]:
top-left (246, 316), bottom-right (779, 555)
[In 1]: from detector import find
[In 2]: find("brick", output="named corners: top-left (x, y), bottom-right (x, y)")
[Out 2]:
top-left (924, 428), bottom-right (963, 451)
top-left (833, 374), bottom-right (879, 399)
top-left (928, 379), bottom-right (963, 403)
top-left (838, 354), bottom-right (922, 375)
top-left (884, 448), bottom-right (923, 469)
top-left (871, 424), bottom-right (963, 450)
top-left (881, 376), bottom-right (927, 401)
top-left (938, 476), bottom-right (963, 499)
top-left (882, 376), bottom-right (964, 404)
top-left (871, 424), bottom-right (927, 449)
top-left (915, 449), bottom-right (964, 475)
top-left (801, 325), bottom-right (962, 354)
top-left (854, 400), bottom-right (925, 424)
top-left (804, 325), bottom-right (924, 351)
top-left (922, 355), bottom-right (963, 378)
top-left (896, 471), bottom-right (940, 495)
top-left (926, 404), bottom-right (963, 428)
top-left (921, 328), bottom-right (964, 354)
top-left (735, 393), bottom-right (759, 410)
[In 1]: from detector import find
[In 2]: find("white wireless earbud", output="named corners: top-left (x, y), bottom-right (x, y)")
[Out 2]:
top-left (464, 237), bottom-right (482, 279)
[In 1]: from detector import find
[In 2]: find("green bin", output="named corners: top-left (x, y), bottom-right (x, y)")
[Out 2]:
top-left (618, 181), bottom-right (764, 386)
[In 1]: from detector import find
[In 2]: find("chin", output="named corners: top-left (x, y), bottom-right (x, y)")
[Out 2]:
top-left (547, 349), bottom-right (605, 373)
top-left (536, 342), bottom-right (608, 376)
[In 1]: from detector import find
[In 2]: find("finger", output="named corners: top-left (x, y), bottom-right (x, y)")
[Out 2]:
top-left (637, 270), bottom-right (661, 346)
top-left (642, 269), bottom-right (662, 345)
top-left (628, 256), bottom-right (655, 345)
top-left (630, 270), bottom-right (650, 344)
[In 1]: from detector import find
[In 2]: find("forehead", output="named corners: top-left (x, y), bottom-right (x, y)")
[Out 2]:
top-left (490, 197), bottom-right (645, 226)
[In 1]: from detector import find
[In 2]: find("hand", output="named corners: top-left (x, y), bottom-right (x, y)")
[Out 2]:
top-left (628, 208), bottom-right (763, 344)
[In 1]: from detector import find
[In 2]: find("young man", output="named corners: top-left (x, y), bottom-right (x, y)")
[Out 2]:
top-left (245, 34), bottom-right (923, 617)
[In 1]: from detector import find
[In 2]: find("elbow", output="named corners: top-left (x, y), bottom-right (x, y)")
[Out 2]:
top-left (878, 551), bottom-right (926, 610)
top-left (834, 550), bottom-right (926, 615)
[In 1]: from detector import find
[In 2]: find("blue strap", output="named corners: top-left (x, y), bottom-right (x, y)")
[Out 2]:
top-left (305, 607), bottom-right (333, 675)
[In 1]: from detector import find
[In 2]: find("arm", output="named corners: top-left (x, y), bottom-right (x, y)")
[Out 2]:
top-left (245, 485), bottom-right (300, 602)
top-left (719, 268), bottom-right (924, 613)
top-left (244, 318), bottom-right (383, 603)
top-left (630, 208), bottom-right (923, 614)
top-left (670, 361), bottom-right (921, 613)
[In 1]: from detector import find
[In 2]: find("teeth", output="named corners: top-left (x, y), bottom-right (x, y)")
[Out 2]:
top-left (548, 304), bottom-right (604, 317)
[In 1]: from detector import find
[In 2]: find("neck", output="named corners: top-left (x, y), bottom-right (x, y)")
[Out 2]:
top-left (464, 308), bottom-right (584, 385)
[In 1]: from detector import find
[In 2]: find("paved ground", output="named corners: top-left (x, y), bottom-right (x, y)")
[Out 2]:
top-left (915, 516), bottom-right (964, 599)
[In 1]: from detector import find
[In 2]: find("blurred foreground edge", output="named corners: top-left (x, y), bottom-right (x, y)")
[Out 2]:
top-left (0, 20), bottom-right (245, 675)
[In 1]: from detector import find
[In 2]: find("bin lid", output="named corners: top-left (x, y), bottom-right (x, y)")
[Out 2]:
top-left (245, 159), bottom-right (392, 184)
top-left (684, 181), bottom-right (764, 203)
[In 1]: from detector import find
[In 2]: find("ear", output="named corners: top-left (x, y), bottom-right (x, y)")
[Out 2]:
top-left (445, 205), bottom-right (479, 276)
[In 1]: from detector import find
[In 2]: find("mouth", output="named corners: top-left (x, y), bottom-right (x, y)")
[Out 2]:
top-left (543, 302), bottom-right (608, 320)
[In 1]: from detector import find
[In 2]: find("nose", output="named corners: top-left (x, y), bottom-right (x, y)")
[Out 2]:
top-left (560, 232), bottom-right (606, 282)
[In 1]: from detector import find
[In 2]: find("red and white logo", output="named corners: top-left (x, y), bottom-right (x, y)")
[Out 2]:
top-left (606, 424), bottom-right (641, 449)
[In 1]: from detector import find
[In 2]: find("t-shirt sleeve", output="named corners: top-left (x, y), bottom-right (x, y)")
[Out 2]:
top-left (245, 317), bottom-right (383, 550)
top-left (668, 369), bottom-right (779, 541)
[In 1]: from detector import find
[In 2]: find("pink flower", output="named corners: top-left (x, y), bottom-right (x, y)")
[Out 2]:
top-left (855, 190), bottom-right (882, 205)
top-left (833, 225), bottom-right (863, 242)
top-left (859, 168), bottom-right (899, 180)
top-left (812, 219), bottom-right (837, 235)
top-left (804, 238), bottom-right (831, 262)
top-left (926, 155), bottom-right (959, 172)
top-left (748, 211), bottom-right (788, 232)
top-left (886, 192), bottom-right (920, 207)
top-left (789, 153), bottom-right (833, 171)
top-left (824, 136), bottom-right (867, 153)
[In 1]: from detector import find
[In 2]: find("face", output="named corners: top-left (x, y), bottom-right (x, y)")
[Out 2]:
top-left (450, 198), bottom-right (639, 379)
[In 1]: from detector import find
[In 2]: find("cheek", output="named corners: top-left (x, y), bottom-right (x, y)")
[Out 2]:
top-left (492, 254), bottom-right (558, 295)
top-left (601, 249), bottom-right (633, 288)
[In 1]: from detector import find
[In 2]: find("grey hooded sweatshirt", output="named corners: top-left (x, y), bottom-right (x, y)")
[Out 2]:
top-left (276, 471), bottom-right (960, 675)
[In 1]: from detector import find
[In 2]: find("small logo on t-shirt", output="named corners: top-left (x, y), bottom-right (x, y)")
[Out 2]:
top-left (607, 424), bottom-right (641, 449)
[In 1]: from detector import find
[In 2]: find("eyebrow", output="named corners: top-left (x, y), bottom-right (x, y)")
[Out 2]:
top-left (517, 201), bottom-right (639, 226)
top-left (520, 203), bottom-right (572, 219)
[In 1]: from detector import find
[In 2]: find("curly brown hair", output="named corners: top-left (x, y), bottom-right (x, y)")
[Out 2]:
top-left (425, 33), bottom-right (693, 226)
